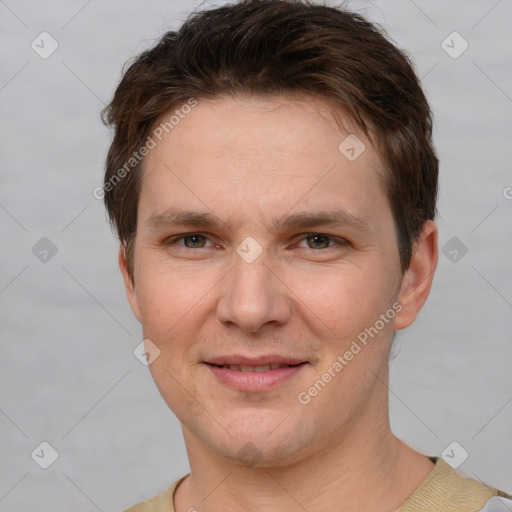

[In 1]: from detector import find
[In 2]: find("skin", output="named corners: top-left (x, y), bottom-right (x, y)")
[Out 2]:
top-left (120, 94), bottom-right (438, 512)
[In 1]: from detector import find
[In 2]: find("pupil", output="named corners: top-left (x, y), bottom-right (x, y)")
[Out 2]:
top-left (309, 235), bottom-right (328, 249)
top-left (186, 235), bottom-right (204, 248)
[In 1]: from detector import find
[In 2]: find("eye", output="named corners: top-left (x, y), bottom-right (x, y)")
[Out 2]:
top-left (297, 234), bottom-right (342, 250)
top-left (167, 233), bottom-right (213, 248)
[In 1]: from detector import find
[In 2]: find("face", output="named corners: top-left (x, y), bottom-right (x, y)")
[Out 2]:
top-left (121, 94), bottom-right (436, 467)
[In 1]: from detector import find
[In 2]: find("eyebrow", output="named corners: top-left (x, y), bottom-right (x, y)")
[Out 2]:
top-left (146, 208), bottom-right (370, 233)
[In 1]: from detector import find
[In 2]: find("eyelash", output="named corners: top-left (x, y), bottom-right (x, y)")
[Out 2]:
top-left (165, 233), bottom-right (346, 250)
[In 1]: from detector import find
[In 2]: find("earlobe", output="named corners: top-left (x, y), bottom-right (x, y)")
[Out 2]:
top-left (394, 221), bottom-right (438, 331)
top-left (119, 245), bottom-right (142, 323)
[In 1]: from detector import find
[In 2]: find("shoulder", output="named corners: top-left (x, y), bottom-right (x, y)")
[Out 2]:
top-left (123, 475), bottom-right (189, 512)
top-left (397, 457), bottom-right (511, 512)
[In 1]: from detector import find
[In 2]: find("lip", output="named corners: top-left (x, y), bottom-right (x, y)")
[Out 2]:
top-left (205, 354), bottom-right (306, 366)
top-left (204, 361), bottom-right (308, 393)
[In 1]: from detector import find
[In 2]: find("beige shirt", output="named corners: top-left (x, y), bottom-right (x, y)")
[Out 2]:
top-left (124, 457), bottom-right (511, 512)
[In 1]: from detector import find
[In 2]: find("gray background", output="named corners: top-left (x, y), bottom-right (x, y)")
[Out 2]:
top-left (1, 0), bottom-right (511, 510)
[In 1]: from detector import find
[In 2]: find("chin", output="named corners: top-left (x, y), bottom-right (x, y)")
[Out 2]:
top-left (205, 416), bottom-right (319, 468)
top-left (229, 438), bottom-right (316, 469)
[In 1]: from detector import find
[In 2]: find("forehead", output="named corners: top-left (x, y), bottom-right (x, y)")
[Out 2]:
top-left (149, 94), bottom-right (374, 162)
top-left (138, 94), bottom-right (390, 229)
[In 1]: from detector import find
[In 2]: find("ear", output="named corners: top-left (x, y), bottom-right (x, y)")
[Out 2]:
top-left (119, 245), bottom-right (142, 323)
top-left (394, 220), bottom-right (438, 331)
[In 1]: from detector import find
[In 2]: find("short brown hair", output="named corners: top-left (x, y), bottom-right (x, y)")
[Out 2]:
top-left (101, 0), bottom-right (438, 276)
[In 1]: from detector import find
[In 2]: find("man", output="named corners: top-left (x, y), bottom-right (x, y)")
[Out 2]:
top-left (101, 1), bottom-right (511, 510)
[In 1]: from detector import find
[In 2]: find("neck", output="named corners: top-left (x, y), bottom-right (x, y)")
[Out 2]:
top-left (175, 387), bottom-right (434, 512)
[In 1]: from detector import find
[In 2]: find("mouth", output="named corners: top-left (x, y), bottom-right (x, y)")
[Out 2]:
top-left (207, 363), bottom-right (303, 372)
top-left (204, 357), bottom-right (308, 392)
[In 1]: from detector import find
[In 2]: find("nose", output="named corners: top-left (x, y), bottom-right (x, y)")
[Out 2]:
top-left (215, 250), bottom-right (291, 334)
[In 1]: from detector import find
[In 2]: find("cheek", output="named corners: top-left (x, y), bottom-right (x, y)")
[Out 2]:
top-left (133, 258), bottom-right (212, 380)
top-left (147, 357), bottom-right (202, 424)
top-left (134, 257), bottom-right (206, 333)
top-left (288, 264), bottom-right (395, 337)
